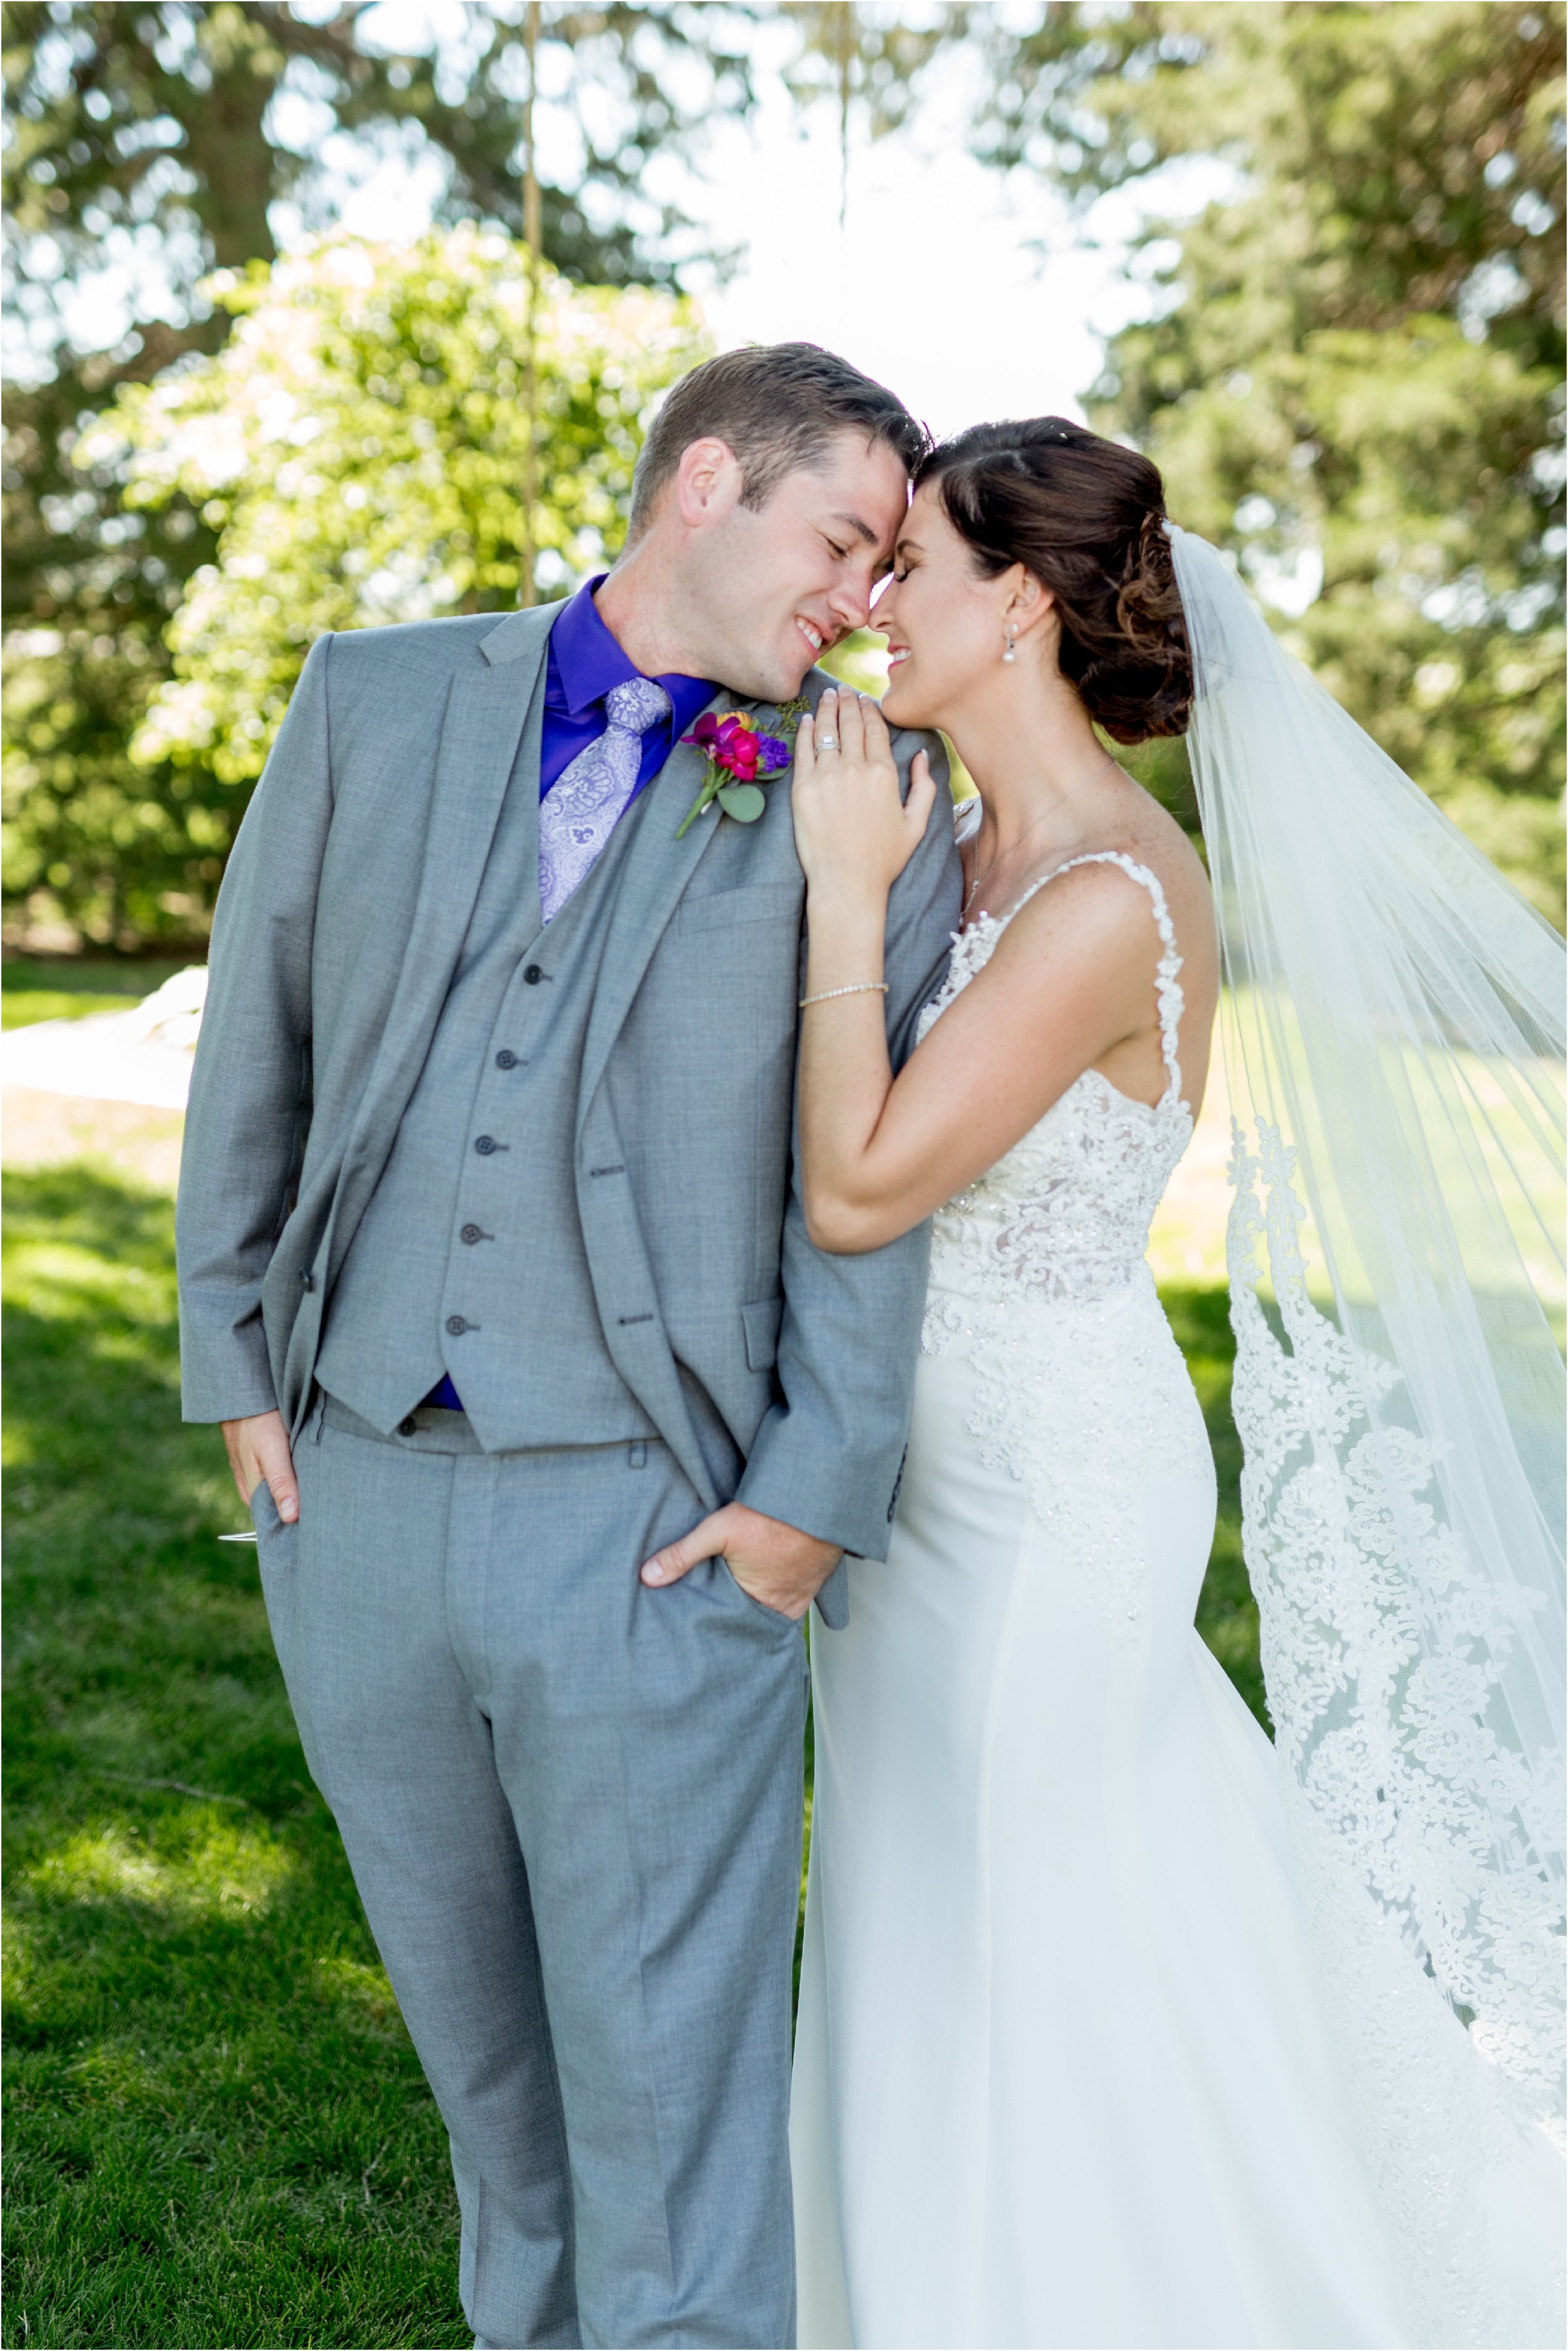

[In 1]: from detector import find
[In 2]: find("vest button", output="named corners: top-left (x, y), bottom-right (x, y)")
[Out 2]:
top-left (474, 1134), bottom-right (497, 1155)
top-left (397, 1417), bottom-right (418, 1437)
top-left (495, 1049), bottom-right (519, 1070)
top-left (523, 964), bottom-right (544, 985)
top-left (459, 1223), bottom-right (484, 1245)
top-left (446, 1315), bottom-right (469, 1336)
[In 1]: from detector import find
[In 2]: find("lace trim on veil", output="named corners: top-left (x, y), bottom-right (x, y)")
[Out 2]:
top-left (1227, 1118), bottom-right (1566, 2342)
top-left (1165, 520), bottom-right (1563, 2341)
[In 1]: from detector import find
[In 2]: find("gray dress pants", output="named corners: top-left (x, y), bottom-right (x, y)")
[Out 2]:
top-left (254, 1399), bottom-right (809, 2349)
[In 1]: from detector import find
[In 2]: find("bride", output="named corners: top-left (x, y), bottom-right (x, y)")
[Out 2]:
top-left (782, 420), bottom-right (1565, 2349)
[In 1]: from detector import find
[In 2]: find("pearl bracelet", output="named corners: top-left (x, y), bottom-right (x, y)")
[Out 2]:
top-left (798, 981), bottom-right (890, 1009)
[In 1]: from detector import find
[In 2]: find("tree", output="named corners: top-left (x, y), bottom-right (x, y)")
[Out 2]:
top-left (970, 2), bottom-right (1566, 921)
top-left (776, 3), bottom-right (964, 225)
top-left (1, 1), bottom-right (750, 945)
top-left (3, 3), bottom-right (754, 344)
top-left (3, 231), bottom-right (705, 941)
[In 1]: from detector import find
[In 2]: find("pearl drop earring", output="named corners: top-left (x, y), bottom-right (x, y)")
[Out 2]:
top-left (1001, 627), bottom-right (1017, 665)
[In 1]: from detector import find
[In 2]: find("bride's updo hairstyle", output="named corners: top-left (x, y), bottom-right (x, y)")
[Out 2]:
top-left (914, 417), bottom-right (1192, 743)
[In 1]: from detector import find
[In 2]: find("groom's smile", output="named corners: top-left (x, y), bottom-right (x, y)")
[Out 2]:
top-left (702, 433), bottom-right (909, 700)
top-left (601, 422), bottom-right (910, 705)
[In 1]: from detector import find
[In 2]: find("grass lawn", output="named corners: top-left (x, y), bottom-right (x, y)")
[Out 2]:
top-left (1169, 1284), bottom-right (1265, 1728)
top-left (2, 960), bottom-right (193, 1031)
top-left (4, 1163), bottom-right (467, 2350)
top-left (3, 1146), bottom-right (1261, 2349)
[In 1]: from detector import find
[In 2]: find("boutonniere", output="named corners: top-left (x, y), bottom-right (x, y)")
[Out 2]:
top-left (674, 698), bottom-right (809, 839)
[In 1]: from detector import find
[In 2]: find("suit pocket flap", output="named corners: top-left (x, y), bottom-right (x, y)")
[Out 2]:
top-left (741, 1294), bottom-right (784, 1372)
top-left (678, 883), bottom-right (799, 935)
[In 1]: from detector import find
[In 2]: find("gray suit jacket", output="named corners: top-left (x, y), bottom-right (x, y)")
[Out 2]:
top-left (176, 601), bottom-right (961, 1604)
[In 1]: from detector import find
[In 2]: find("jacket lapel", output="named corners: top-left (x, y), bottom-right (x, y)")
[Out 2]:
top-left (571, 692), bottom-right (756, 1506)
top-left (574, 692), bottom-right (729, 1122)
top-left (575, 690), bottom-right (796, 1125)
top-left (327, 605), bottom-right (552, 1274)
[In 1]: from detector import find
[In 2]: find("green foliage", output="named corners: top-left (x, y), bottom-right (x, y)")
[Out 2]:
top-left (3, 1162), bottom-right (465, 2346)
top-left (780, 3), bottom-right (961, 133)
top-left (14, 3), bottom-right (1558, 938)
top-left (7, 233), bottom-right (707, 933)
top-left (1, 957), bottom-right (188, 1026)
top-left (976, 1), bottom-right (1567, 922)
top-left (2, 1), bottom-right (750, 949)
top-left (2, 3), bottom-right (752, 311)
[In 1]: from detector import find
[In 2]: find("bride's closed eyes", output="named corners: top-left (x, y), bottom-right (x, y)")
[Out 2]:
top-left (885, 530), bottom-right (926, 584)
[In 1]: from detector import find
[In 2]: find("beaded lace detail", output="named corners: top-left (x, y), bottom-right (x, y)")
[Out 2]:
top-left (918, 853), bottom-right (1207, 1639)
top-left (918, 853), bottom-right (1193, 1310)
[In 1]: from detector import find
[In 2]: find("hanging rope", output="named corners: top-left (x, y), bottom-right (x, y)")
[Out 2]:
top-left (519, 0), bottom-right (542, 608)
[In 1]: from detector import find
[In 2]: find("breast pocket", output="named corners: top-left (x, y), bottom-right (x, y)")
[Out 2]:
top-left (677, 883), bottom-right (801, 936)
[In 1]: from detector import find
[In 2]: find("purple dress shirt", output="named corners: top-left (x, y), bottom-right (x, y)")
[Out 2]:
top-left (423, 580), bottom-right (716, 1413)
top-left (540, 573), bottom-right (718, 805)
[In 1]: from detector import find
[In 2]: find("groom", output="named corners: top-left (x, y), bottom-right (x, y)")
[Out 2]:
top-left (177, 343), bottom-right (960, 2348)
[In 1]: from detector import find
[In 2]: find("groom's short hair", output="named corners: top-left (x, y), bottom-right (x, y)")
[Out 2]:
top-left (629, 343), bottom-right (926, 535)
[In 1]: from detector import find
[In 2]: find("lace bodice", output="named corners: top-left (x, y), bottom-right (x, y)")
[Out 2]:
top-left (918, 852), bottom-right (1194, 1309)
top-left (914, 849), bottom-right (1207, 1642)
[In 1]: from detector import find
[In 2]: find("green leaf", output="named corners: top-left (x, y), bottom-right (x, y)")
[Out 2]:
top-left (44, 231), bottom-right (713, 930)
top-left (715, 783), bottom-right (765, 823)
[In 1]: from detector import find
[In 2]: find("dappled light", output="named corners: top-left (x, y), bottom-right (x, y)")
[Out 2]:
top-left (4, 1160), bottom-right (467, 2348)
top-left (27, 1816), bottom-right (297, 1925)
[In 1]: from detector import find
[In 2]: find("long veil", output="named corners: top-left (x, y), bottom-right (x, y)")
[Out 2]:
top-left (1169, 526), bottom-right (1565, 2341)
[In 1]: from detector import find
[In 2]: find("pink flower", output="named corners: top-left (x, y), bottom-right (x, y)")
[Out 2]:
top-left (684, 711), bottom-right (792, 783)
top-left (675, 699), bottom-right (803, 836)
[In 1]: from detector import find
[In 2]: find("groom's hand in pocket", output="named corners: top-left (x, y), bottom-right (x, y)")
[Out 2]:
top-left (222, 1408), bottom-right (299, 1525)
top-left (641, 1503), bottom-right (841, 1622)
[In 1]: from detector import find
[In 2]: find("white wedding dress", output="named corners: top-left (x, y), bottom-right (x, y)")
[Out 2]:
top-left (789, 853), bottom-right (1516, 2349)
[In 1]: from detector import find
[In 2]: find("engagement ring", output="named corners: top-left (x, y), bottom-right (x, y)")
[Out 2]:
top-left (818, 736), bottom-right (839, 751)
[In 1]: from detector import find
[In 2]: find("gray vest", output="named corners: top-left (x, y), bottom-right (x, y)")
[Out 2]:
top-left (316, 708), bottom-right (659, 1451)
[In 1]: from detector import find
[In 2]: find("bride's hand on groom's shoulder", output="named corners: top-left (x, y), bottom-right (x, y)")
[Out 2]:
top-left (793, 685), bottom-right (937, 901)
top-left (640, 1502), bottom-right (841, 1623)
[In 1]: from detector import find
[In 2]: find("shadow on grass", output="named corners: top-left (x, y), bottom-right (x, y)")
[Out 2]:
top-left (3, 1165), bottom-right (465, 2351)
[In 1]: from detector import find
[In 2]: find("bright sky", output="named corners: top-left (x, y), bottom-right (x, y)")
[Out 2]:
top-left (680, 73), bottom-right (1137, 439)
top-left (288, 12), bottom-right (1153, 441)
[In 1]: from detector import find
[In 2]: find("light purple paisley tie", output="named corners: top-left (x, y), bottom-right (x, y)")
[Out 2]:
top-left (537, 675), bottom-right (673, 924)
